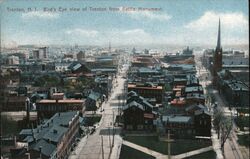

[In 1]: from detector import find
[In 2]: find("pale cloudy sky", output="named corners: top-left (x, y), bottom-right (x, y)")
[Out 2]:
top-left (0, 0), bottom-right (249, 46)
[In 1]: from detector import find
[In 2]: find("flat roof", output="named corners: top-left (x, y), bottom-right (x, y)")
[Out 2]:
top-left (162, 115), bottom-right (192, 123)
top-left (128, 84), bottom-right (162, 90)
top-left (37, 99), bottom-right (84, 104)
top-left (52, 93), bottom-right (64, 96)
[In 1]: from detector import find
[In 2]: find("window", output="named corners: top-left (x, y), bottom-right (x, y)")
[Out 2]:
top-left (137, 125), bottom-right (143, 130)
top-left (127, 125), bottom-right (133, 130)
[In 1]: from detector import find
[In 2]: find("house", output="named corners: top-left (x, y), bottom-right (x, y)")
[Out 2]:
top-left (194, 110), bottom-right (211, 137)
top-left (123, 91), bottom-right (157, 130)
top-left (185, 93), bottom-right (205, 105)
top-left (162, 115), bottom-right (194, 138)
top-left (185, 104), bottom-right (207, 115)
top-left (128, 83), bottom-right (163, 103)
top-left (68, 62), bottom-right (91, 74)
top-left (85, 91), bottom-right (103, 111)
top-left (94, 74), bottom-right (113, 98)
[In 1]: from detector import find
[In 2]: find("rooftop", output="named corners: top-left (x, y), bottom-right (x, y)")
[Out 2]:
top-left (128, 83), bottom-right (162, 90)
top-left (19, 111), bottom-right (79, 157)
top-left (185, 86), bottom-right (203, 93)
top-left (37, 99), bottom-right (84, 104)
top-left (162, 115), bottom-right (192, 123)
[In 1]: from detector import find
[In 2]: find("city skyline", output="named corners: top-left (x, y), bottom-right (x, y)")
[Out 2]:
top-left (0, 0), bottom-right (249, 47)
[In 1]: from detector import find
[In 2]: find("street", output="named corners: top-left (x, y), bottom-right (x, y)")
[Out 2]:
top-left (194, 52), bottom-right (245, 159)
top-left (69, 57), bottom-right (128, 159)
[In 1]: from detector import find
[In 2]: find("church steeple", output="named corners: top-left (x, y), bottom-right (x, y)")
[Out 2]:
top-left (213, 18), bottom-right (223, 86)
top-left (216, 18), bottom-right (221, 50)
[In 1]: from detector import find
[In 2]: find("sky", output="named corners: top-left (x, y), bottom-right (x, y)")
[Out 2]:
top-left (0, 0), bottom-right (249, 47)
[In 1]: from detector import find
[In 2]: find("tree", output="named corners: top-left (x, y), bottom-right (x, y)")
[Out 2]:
top-left (213, 107), bottom-right (233, 155)
top-left (213, 109), bottom-right (223, 139)
top-left (220, 117), bottom-right (232, 153)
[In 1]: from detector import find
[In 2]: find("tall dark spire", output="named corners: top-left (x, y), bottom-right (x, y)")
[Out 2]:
top-left (213, 18), bottom-right (223, 86)
top-left (216, 18), bottom-right (221, 50)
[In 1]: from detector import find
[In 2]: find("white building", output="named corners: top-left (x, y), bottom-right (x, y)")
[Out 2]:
top-left (7, 55), bottom-right (19, 65)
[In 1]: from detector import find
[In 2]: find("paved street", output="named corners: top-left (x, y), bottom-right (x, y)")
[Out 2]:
top-left (69, 62), bottom-right (127, 159)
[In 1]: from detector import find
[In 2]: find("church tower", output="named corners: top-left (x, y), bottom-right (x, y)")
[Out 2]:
top-left (213, 19), bottom-right (223, 84)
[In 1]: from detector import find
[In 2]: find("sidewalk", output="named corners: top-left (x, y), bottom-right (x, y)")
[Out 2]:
top-left (174, 146), bottom-right (213, 159)
top-left (123, 140), bottom-right (214, 159)
top-left (122, 140), bottom-right (166, 159)
top-left (211, 89), bottom-right (244, 159)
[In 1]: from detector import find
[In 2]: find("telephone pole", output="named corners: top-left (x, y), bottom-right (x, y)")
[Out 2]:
top-left (167, 130), bottom-right (171, 159)
top-left (161, 130), bottom-right (173, 159)
top-left (108, 127), bottom-right (111, 150)
top-left (101, 135), bottom-right (104, 159)
top-left (112, 110), bottom-right (114, 147)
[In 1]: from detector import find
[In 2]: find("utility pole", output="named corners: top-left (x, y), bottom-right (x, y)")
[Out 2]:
top-left (162, 130), bottom-right (173, 159)
top-left (112, 110), bottom-right (114, 147)
top-left (167, 130), bottom-right (171, 159)
top-left (108, 127), bottom-right (111, 150)
top-left (118, 96), bottom-right (120, 125)
top-left (101, 135), bottom-right (104, 159)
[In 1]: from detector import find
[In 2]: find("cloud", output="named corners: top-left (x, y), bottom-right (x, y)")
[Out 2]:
top-left (185, 11), bottom-right (248, 31)
top-left (183, 11), bottom-right (249, 45)
top-left (62, 28), bottom-right (155, 45)
top-left (121, 29), bottom-right (147, 35)
top-left (22, 11), bottom-right (59, 19)
top-left (2, 31), bottom-right (53, 46)
top-left (65, 29), bottom-right (99, 37)
top-left (126, 11), bottom-right (172, 21)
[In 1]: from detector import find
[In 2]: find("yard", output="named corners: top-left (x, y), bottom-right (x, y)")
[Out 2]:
top-left (123, 136), bottom-right (212, 155)
top-left (235, 116), bottom-right (249, 131)
top-left (237, 134), bottom-right (250, 147)
top-left (119, 144), bottom-right (156, 159)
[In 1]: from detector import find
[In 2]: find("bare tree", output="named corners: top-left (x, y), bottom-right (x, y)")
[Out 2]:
top-left (220, 117), bottom-right (233, 154)
top-left (213, 107), bottom-right (233, 155)
top-left (213, 108), bottom-right (223, 139)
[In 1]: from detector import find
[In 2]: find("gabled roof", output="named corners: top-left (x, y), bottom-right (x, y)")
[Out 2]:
top-left (88, 92), bottom-right (101, 101)
top-left (195, 109), bottom-right (211, 116)
top-left (127, 91), bottom-right (138, 97)
top-left (127, 95), bottom-right (153, 108)
top-left (30, 139), bottom-right (56, 157)
top-left (185, 104), bottom-right (206, 112)
top-left (123, 101), bottom-right (144, 111)
top-left (68, 61), bottom-right (82, 71)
